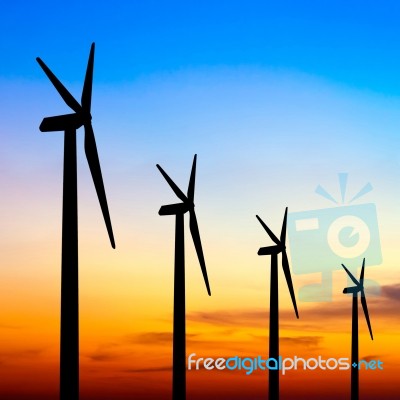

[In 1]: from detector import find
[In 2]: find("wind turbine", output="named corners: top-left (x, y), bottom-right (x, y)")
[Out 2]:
top-left (37, 43), bottom-right (115, 400)
top-left (156, 154), bottom-right (211, 400)
top-left (342, 258), bottom-right (373, 400)
top-left (256, 208), bottom-right (299, 400)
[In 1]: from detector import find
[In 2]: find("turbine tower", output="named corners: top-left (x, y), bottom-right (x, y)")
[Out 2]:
top-left (157, 154), bottom-right (211, 400)
top-left (342, 258), bottom-right (373, 400)
top-left (256, 208), bottom-right (299, 400)
top-left (37, 43), bottom-right (115, 400)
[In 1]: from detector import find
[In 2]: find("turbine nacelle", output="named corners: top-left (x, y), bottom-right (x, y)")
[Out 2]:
top-left (39, 111), bottom-right (92, 132)
top-left (256, 208), bottom-right (299, 319)
top-left (159, 202), bottom-right (191, 216)
top-left (343, 286), bottom-right (362, 294)
top-left (257, 245), bottom-right (283, 256)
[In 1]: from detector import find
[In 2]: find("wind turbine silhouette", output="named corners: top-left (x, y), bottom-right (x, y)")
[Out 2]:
top-left (156, 154), bottom-right (211, 400)
top-left (256, 208), bottom-right (299, 400)
top-left (37, 43), bottom-right (115, 400)
top-left (342, 258), bottom-right (373, 400)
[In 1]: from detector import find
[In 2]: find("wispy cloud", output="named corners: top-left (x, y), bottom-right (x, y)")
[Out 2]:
top-left (381, 284), bottom-right (400, 302)
top-left (87, 342), bottom-right (127, 362)
top-left (360, 354), bottom-right (382, 362)
top-left (89, 350), bottom-right (125, 362)
top-left (87, 284), bottom-right (400, 364)
top-left (280, 335), bottom-right (323, 348)
top-left (0, 347), bottom-right (45, 364)
top-left (249, 334), bottom-right (323, 349)
top-left (122, 366), bottom-right (171, 373)
top-left (187, 309), bottom-right (268, 327)
top-left (187, 285), bottom-right (400, 332)
top-left (126, 332), bottom-right (172, 344)
top-left (0, 323), bottom-right (22, 330)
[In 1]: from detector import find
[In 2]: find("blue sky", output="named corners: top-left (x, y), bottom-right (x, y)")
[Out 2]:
top-left (1, 1), bottom-right (399, 298)
top-left (2, 1), bottom-right (400, 94)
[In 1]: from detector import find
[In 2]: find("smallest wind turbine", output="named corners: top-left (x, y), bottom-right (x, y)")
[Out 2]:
top-left (256, 208), bottom-right (298, 400)
top-left (157, 154), bottom-right (211, 400)
top-left (342, 259), bottom-right (373, 400)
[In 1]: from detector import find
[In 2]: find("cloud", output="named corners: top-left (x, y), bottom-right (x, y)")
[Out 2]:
top-left (186, 284), bottom-right (400, 333)
top-left (126, 332), bottom-right (202, 345)
top-left (88, 332), bottom-right (201, 362)
top-left (87, 342), bottom-right (127, 362)
top-left (0, 323), bottom-right (22, 330)
top-left (280, 336), bottom-right (323, 348)
top-left (122, 366), bottom-right (171, 373)
top-left (360, 354), bottom-right (382, 362)
top-left (127, 332), bottom-right (172, 344)
top-left (87, 282), bottom-right (400, 364)
top-left (89, 351), bottom-right (125, 362)
top-left (381, 284), bottom-right (400, 302)
top-left (249, 334), bottom-right (323, 349)
top-left (0, 347), bottom-right (45, 364)
top-left (187, 309), bottom-right (269, 327)
top-left (87, 329), bottom-right (245, 363)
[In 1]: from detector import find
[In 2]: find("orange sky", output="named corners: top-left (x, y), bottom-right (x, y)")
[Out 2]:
top-left (0, 273), bottom-right (399, 399)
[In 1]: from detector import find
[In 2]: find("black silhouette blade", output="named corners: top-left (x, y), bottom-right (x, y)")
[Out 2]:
top-left (341, 264), bottom-right (360, 286)
top-left (361, 293), bottom-right (373, 340)
top-left (159, 203), bottom-right (188, 215)
top-left (257, 246), bottom-right (279, 255)
top-left (156, 164), bottom-right (187, 202)
top-left (343, 286), bottom-right (360, 294)
top-left (187, 154), bottom-right (197, 202)
top-left (189, 210), bottom-right (211, 296)
top-left (82, 43), bottom-right (94, 112)
top-left (39, 113), bottom-right (83, 132)
top-left (84, 123), bottom-right (115, 249)
top-left (360, 258), bottom-right (365, 285)
top-left (256, 215), bottom-right (280, 245)
top-left (280, 207), bottom-right (288, 245)
top-left (282, 250), bottom-right (299, 318)
top-left (36, 57), bottom-right (81, 113)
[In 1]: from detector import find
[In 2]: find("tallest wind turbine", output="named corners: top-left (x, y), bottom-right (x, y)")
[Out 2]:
top-left (37, 43), bottom-right (115, 400)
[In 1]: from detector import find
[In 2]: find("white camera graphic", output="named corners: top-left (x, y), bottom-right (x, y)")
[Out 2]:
top-left (287, 175), bottom-right (382, 302)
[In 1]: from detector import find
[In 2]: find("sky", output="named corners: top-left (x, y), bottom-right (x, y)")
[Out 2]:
top-left (1, 1), bottom-right (400, 399)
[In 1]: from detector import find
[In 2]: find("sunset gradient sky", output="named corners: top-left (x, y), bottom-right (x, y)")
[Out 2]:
top-left (1, 1), bottom-right (400, 399)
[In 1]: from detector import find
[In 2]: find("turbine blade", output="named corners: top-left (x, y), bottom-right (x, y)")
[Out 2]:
top-left (280, 207), bottom-right (288, 245)
top-left (36, 57), bottom-right (81, 113)
top-left (39, 113), bottom-right (82, 132)
top-left (84, 123), bottom-right (115, 248)
top-left (341, 264), bottom-right (360, 286)
top-left (282, 250), bottom-right (299, 318)
top-left (81, 43), bottom-right (94, 112)
top-left (159, 203), bottom-right (187, 215)
top-left (257, 246), bottom-right (278, 256)
top-left (361, 293), bottom-right (373, 340)
top-left (156, 164), bottom-right (187, 202)
top-left (189, 210), bottom-right (211, 296)
top-left (256, 215), bottom-right (280, 245)
top-left (343, 286), bottom-right (360, 294)
top-left (360, 258), bottom-right (365, 285)
top-left (187, 154), bottom-right (197, 202)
